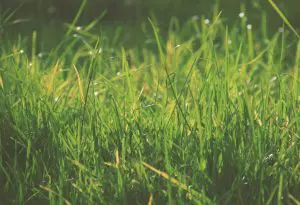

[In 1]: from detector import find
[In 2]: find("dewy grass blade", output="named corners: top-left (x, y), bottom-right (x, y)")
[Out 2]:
top-left (66, 0), bottom-right (88, 36)
top-left (1, 2), bottom-right (299, 204)
top-left (268, 0), bottom-right (299, 38)
top-left (142, 162), bottom-right (214, 204)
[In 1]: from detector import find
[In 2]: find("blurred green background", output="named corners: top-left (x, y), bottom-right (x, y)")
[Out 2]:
top-left (1, 0), bottom-right (299, 48)
top-left (1, 0), bottom-right (299, 24)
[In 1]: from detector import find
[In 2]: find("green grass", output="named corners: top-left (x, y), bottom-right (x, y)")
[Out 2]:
top-left (0, 4), bottom-right (299, 205)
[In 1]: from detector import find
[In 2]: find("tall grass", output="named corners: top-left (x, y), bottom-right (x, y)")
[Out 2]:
top-left (0, 3), bottom-right (299, 205)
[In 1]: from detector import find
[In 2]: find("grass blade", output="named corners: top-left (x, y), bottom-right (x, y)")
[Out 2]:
top-left (268, 0), bottom-right (299, 38)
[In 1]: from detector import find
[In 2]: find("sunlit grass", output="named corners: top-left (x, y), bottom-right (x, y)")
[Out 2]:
top-left (0, 4), bottom-right (299, 205)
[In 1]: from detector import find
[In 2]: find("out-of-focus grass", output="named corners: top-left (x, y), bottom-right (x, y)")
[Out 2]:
top-left (0, 3), bottom-right (299, 205)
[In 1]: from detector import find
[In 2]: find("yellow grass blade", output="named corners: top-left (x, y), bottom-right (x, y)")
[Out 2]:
top-left (148, 193), bottom-right (153, 205)
top-left (40, 185), bottom-right (71, 205)
top-left (115, 149), bottom-right (120, 168)
top-left (143, 162), bottom-right (189, 190)
top-left (142, 162), bottom-right (213, 204)
top-left (47, 60), bottom-right (60, 93)
top-left (288, 194), bottom-right (300, 205)
top-left (73, 64), bottom-right (85, 104)
top-left (0, 76), bottom-right (3, 88)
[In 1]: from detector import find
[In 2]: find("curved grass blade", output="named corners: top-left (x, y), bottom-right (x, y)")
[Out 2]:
top-left (268, 0), bottom-right (299, 38)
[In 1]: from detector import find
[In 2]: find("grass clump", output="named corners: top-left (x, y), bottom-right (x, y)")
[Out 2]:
top-left (0, 6), bottom-right (299, 205)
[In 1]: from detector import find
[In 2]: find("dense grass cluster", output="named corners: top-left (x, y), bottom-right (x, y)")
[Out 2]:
top-left (0, 5), bottom-right (299, 205)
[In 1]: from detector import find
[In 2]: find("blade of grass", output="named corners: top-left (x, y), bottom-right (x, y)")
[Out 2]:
top-left (142, 162), bottom-right (213, 204)
top-left (66, 0), bottom-right (88, 36)
top-left (268, 0), bottom-right (299, 38)
top-left (73, 64), bottom-right (85, 104)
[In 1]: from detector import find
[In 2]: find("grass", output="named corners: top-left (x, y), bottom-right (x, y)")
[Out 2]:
top-left (0, 3), bottom-right (299, 205)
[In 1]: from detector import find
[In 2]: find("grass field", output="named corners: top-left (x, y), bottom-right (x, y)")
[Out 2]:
top-left (0, 2), bottom-right (299, 205)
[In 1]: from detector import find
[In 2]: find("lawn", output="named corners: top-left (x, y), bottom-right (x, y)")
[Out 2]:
top-left (0, 2), bottom-right (299, 204)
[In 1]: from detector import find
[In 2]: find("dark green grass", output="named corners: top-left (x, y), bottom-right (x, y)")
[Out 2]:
top-left (0, 4), bottom-right (299, 205)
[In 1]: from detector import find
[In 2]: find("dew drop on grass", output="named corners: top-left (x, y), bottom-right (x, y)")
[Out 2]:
top-left (145, 39), bottom-right (155, 44)
top-left (204, 19), bottom-right (210, 24)
top-left (192, 15), bottom-right (200, 21)
top-left (263, 153), bottom-right (275, 165)
top-left (242, 176), bottom-right (248, 185)
top-left (239, 12), bottom-right (245, 18)
top-left (278, 27), bottom-right (284, 33)
top-left (270, 76), bottom-right (277, 82)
